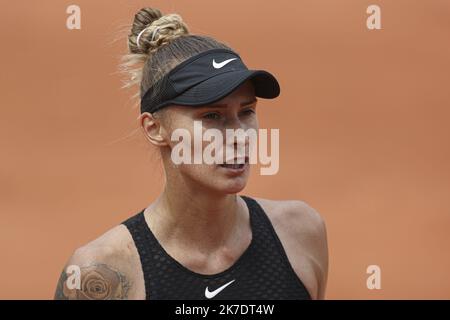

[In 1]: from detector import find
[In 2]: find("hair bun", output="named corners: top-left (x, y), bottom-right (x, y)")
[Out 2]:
top-left (128, 8), bottom-right (189, 55)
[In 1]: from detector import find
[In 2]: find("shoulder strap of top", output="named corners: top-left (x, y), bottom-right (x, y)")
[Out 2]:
top-left (239, 195), bottom-right (312, 299)
top-left (121, 209), bottom-right (154, 299)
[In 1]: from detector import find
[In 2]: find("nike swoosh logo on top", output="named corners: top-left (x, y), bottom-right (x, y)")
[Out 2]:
top-left (205, 279), bottom-right (235, 299)
top-left (212, 58), bottom-right (237, 69)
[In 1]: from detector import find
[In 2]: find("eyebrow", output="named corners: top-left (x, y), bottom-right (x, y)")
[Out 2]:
top-left (199, 98), bottom-right (257, 109)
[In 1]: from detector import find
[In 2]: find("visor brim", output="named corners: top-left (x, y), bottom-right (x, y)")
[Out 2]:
top-left (168, 69), bottom-right (280, 107)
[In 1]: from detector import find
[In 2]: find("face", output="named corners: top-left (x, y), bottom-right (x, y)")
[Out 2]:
top-left (141, 79), bottom-right (258, 194)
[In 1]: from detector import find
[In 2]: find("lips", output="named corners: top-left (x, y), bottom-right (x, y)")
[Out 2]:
top-left (218, 156), bottom-right (249, 171)
top-left (220, 163), bottom-right (246, 169)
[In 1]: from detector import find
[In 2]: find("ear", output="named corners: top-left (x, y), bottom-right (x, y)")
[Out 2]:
top-left (139, 112), bottom-right (169, 147)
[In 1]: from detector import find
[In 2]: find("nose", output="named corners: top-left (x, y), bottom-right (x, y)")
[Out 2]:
top-left (222, 118), bottom-right (250, 161)
top-left (224, 111), bottom-right (247, 131)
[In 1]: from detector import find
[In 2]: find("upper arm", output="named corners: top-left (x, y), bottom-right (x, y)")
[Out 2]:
top-left (54, 247), bottom-right (133, 300)
top-left (54, 225), bottom-right (143, 300)
top-left (295, 200), bottom-right (329, 299)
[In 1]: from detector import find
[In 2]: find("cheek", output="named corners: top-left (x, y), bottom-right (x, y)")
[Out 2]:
top-left (167, 116), bottom-right (259, 165)
top-left (165, 118), bottom-right (195, 149)
top-left (247, 115), bottom-right (259, 130)
top-left (165, 121), bottom-right (212, 166)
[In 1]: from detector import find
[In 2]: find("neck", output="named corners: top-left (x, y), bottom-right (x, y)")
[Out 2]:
top-left (146, 177), bottom-right (245, 253)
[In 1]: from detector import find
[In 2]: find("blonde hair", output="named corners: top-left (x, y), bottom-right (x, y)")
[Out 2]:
top-left (119, 7), bottom-right (233, 113)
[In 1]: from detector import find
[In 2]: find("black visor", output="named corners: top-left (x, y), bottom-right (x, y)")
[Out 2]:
top-left (140, 48), bottom-right (280, 113)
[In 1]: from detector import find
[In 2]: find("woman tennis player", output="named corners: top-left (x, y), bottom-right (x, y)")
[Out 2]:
top-left (54, 7), bottom-right (328, 300)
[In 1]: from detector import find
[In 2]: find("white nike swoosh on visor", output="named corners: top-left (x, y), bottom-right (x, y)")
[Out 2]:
top-left (204, 279), bottom-right (236, 299)
top-left (212, 58), bottom-right (237, 69)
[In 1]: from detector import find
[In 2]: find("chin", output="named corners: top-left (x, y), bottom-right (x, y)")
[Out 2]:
top-left (222, 184), bottom-right (247, 194)
top-left (214, 176), bottom-right (249, 194)
top-left (183, 164), bottom-right (250, 194)
top-left (214, 166), bottom-right (250, 194)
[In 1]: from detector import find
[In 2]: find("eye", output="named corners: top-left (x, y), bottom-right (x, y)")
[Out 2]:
top-left (202, 112), bottom-right (221, 120)
top-left (241, 108), bottom-right (255, 116)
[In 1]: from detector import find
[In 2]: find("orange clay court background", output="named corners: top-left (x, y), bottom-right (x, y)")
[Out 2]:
top-left (1, 0), bottom-right (449, 299)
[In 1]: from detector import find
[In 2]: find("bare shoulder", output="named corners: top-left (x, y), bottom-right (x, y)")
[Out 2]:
top-left (250, 196), bottom-right (329, 299)
top-left (251, 197), bottom-right (326, 234)
top-left (54, 224), bottom-right (145, 300)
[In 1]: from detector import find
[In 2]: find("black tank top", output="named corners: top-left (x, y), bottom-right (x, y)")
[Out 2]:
top-left (122, 195), bottom-right (311, 300)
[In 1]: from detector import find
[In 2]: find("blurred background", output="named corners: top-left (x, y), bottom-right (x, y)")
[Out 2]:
top-left (1, 0), bottom-right (449, 299)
